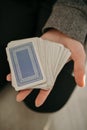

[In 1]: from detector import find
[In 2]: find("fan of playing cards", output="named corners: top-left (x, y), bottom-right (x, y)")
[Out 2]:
top-left (6, 37), bottom-right (71, 91)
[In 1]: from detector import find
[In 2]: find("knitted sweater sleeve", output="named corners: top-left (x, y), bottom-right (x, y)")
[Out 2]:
top-left (43, 0), bottom-right (87, 45)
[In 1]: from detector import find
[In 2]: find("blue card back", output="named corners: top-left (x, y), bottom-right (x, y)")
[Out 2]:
top-left (9, 42), bottom-right (44, 87)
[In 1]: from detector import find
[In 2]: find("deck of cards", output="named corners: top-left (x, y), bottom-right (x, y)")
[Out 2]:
top-left (6, 37), bottom-right (71, 91)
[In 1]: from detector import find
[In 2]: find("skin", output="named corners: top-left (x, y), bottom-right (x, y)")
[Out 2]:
top-left (7, 29), bottom-right (86, 107)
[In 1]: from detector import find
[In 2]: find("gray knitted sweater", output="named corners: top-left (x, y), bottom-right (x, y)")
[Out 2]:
top-left (43, 0), bottom-right (87, 46)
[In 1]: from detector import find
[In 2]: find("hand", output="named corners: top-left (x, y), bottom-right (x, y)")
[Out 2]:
top-left (7, 29), bottom-right (86, 107)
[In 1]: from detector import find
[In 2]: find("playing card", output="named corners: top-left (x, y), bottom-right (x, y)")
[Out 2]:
top-left (54, 47), bottom-right (71, 79)
top-left (6, 39), bottom-right (46, 91)
top-left (35, 38), bottom-right (54, 88)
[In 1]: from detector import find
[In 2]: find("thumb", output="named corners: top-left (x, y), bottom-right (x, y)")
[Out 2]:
top-left (74, 60), bottom-right (86, 87)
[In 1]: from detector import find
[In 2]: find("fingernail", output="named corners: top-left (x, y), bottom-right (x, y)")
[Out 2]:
top-left (80, 75), bottom-right (86, 87)
top-left (35, 103), bottom-right (41, 107)
top-left (16, 97), bottom-right (23, 102)
top-left (16, 99), bottom-right (21, 102)
top-left (35, 104), bottom-right (41, 107)
top-left (35, 101), bottom-right (42, 107)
